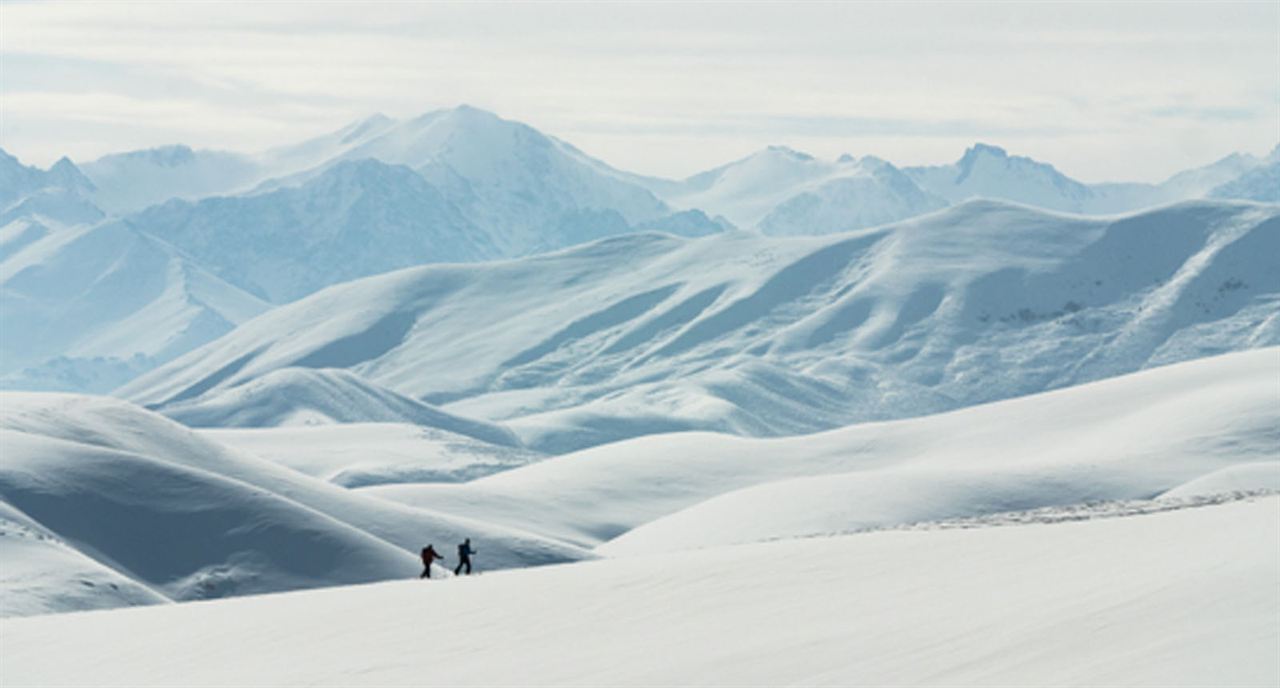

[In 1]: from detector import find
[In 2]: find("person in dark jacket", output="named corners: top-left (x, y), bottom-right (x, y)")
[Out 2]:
top-left (454, 538), bottom-right (476, 575)
top-left (420, 545), bottom-right (444, 579)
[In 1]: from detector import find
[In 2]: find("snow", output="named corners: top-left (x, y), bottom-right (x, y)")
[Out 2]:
top-left (0, 393), bottom-right (592, 615)
top-left (120, 200), bottom-right (1280, 452)
top-left (161, 367), bottom-right (520, 447)
top-left (0, 219), bottom-right (269, 391)
top-left (649, 146), bottom-right (945, 232)
top-left (201, 422), bottom-right (544, 488)
top-left (365, 347), bottom-right (1280, 550)
top-left (2, 495), bottom-right (1275, 687)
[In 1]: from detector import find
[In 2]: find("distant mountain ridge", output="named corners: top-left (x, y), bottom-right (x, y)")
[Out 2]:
top-left (2, 107), bottom-right (1276, 394)
top-left (119, 199), bottom-right (1280, 452)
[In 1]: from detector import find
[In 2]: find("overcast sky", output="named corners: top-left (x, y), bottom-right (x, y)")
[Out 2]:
top-left (2, 1), bottom-right (1277, 182)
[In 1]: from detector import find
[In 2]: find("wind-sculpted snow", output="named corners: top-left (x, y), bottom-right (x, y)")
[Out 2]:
top-left (122, 200), bottom-right (1280, 453)
top-left (0, 393), bottom-right (591, 615)
top-left (161, 367), bottom-right (521, 450)
top-left (365, 348), bottom-right (1280, 550)
top-left (202, 422), bottom-right (544, 489)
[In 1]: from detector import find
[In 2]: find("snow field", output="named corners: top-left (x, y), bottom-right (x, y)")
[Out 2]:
top-left (2, 495), bottom-right (1275, 687)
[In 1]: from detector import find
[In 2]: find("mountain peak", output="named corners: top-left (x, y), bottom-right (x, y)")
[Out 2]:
top-left (46, 156), bottom-right (96, 191)
top-left (762, 145), bottom-right (814, 161)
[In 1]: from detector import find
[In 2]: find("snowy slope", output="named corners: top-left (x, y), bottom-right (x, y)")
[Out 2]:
top-left (3, 496), bottom-right (1275, 687)
top-left (0, 219), bottom-right (270, 392)
top-left (202, 422), bottom-right (544, 488)
top-left (120, 200), bottom-right (1280, 452)
top-left (365, 348), bottom-right (1280, 549)
top-left (161, 367), bottom-right (520, 449)
top-left (0, 393), bottom-right (591, 615)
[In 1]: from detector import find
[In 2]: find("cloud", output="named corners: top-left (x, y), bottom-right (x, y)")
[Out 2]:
top-left (2, 1), bottom-right (1276, 181)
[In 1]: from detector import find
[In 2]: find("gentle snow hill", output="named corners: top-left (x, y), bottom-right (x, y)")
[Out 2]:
top-left (0, 500), bottom-right (170, 617)
top-left (366, 348), bottom-right (1280, 549)
top-left (4, 496), bottom-right (1276, 687)
top-left (0, 394), bottom-right (592, 615)
top-left (162, 366), bottom-right (520, 448)
top-left (0, 219), bottom-right (270, 392)
top-left (201, 422), bottom-right (545, 489)
top-left (121, 200), bottom-right (1280, 452)
top-left (0, 427), bottom-right (414, 614)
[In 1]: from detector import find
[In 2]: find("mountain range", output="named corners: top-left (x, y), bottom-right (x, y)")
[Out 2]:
top-left (1, 106), bottom-right (1276, 398)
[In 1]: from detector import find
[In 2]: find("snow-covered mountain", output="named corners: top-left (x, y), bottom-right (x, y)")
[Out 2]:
top-left (119, 109), bottom-right (721, 305)
top-left (78, 115), bottom-right (398, 214)
top-left (127, 159), bottom-right (487, 303)
top-left (0, 150), bottom-right (103, 228)
top-left (641, 146), bottom-right (946, 233)
top-left (1211, 146), bottom-right (1280, 202)
top-left (905, 143), bottom-right (1101, 213)
top-left (119, 199), bottom-right (1280, 452)
top-left (0, 219), bottom-right (270, 393)
top-left (907, 142), bottom-right (1280, 214)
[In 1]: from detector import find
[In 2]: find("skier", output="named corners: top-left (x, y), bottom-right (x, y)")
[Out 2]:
top-left (454, 538), bottom-right (476, 575)
top-left (420, 544), bottom-right (445, 579)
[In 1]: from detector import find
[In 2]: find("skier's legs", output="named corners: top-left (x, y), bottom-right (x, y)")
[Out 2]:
top-left (464, 559), bottom-right (472, 575)
top-left (454, 561), bottom-right (464, 575)
top-left (421, 565), bottom-right (431, 579)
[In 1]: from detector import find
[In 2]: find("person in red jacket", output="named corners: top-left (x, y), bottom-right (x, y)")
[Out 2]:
top-left (420, 545), bottom-right (445, 579)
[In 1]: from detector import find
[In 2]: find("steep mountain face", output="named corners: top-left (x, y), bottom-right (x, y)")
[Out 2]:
top-left (1211, 147), bottom-right (1280, 202)
top-left (0, 151), bottom-right (102, 225)
top-left (906, 143), bottom-right (1098, 212)
top-left (0, 219), bottom-right (269, 392)
top-left (1, 151), bottom-right (93, 207)
top-left (119, 200), bottom-right (1280, 452)
top-left (128, 159), bottom-right (488, 303)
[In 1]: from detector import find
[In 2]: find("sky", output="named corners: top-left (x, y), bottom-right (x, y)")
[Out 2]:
top-left (2, 1), bottom-right (1277, 182)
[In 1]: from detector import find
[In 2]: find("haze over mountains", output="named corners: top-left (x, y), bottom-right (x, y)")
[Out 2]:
top-left (1, 105), bottom-right (1277, 646)
top-left (2, 105), bottom-right (1276, 395)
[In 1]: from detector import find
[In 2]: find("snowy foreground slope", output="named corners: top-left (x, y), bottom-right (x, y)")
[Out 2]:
top-left (3, 496), bottom-right (1276, 688)
top-left (121, 199), bottom-right (1280, 452)
top-left (0, 394), bottom-right (588, 617)
top-left (367, 347), bottom-right (1280, 549)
